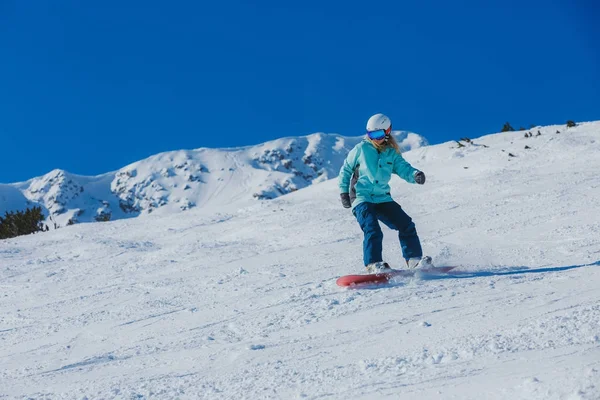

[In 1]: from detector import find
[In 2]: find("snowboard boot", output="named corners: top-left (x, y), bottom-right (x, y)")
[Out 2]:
top-left (406, 256), bottom-right (435, 270)
top-left (366, 261), bottom-right (392, 274)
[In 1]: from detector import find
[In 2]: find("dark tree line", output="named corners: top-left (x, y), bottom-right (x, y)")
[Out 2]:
top-left (0, 206), bottom-right (47, 240)
top-left (502, 120), bottom-right (577, 132)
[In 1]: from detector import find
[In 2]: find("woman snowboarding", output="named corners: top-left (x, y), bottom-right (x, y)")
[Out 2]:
top-left (338, 113), bottom-right (432, 273)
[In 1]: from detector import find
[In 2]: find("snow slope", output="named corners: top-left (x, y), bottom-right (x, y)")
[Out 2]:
top-left (1, 122), bottom-right (599, 399)
top-left (0, 131), bottom-right (427, 228)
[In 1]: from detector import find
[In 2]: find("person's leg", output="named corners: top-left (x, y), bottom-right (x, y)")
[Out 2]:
top-left (353, 202), bottom-right (383, 266)
top-left (376, 201), bottom-right (423, 261)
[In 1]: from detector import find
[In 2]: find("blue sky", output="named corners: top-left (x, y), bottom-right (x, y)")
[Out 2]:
top-left (1, 0), bottom-right (598, 183)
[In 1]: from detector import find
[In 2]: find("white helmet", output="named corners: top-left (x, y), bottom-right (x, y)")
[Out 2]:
top-left (366, 113), bottom-right (392, 133)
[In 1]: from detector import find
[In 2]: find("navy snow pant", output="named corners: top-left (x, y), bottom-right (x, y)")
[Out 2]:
top-left (352, 201), bottom-right (423, 266)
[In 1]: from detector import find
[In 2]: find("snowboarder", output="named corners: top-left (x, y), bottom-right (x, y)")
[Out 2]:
top-left (338, 113), bottom-right (431, 273)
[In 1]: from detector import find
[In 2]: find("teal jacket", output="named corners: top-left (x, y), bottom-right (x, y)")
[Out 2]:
top-left (338, 140), bottom-right (419, 209)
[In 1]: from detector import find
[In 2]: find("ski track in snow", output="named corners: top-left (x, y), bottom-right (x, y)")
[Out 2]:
top-left (1, 122), bottom-right (600, 399)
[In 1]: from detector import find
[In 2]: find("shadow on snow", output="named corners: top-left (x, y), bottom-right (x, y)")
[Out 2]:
top-left (346, 260), bottom-right (600, 290)
top-left (443, 259), bottom-right (600, 279)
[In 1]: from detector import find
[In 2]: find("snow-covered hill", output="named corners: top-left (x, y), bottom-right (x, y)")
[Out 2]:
top-left (1, 121), bottom-right (599, 399)
top-left (0, 131), bottom-right (427, 227)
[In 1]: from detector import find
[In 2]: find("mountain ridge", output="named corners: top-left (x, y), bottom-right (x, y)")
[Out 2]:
top-left (0, 130), bottom-right (427, 227)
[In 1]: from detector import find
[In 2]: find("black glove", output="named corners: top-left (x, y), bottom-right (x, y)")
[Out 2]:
top-left (340, 193), bottom-right (352, 208)
top-left (414, 171), bottom-right (426, 185)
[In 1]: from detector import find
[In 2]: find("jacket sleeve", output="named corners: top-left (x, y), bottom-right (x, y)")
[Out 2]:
top-left (392, 152), bottom-right (418, 183)
top-left (338, 145), bottom-right (360, 193)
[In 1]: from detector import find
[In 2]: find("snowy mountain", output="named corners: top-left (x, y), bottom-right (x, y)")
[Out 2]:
top-left (1, 121), bottom-right (600, 399)
top-left (1, 131), bottom-right (426, 227)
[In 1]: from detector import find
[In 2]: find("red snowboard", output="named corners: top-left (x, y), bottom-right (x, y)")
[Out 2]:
top-left (336, 266), bottom-right (457, 287)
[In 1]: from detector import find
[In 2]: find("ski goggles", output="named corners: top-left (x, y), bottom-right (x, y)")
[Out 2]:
top-left (366, 126), bottom-right (392, 140)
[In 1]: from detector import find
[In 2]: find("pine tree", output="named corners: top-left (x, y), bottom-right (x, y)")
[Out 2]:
top-left (501, 122), bottom-right (515, 132)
